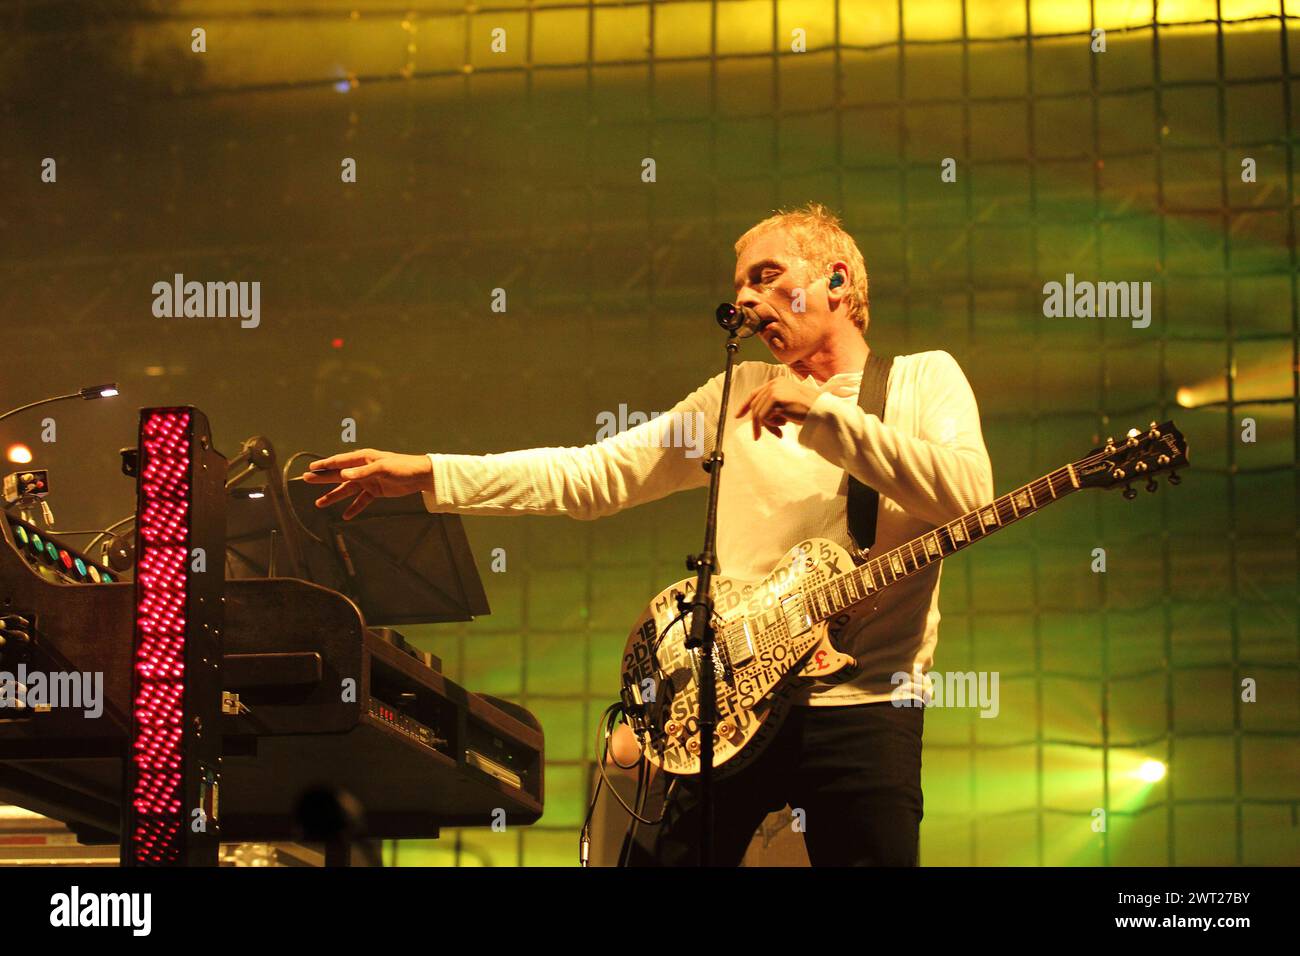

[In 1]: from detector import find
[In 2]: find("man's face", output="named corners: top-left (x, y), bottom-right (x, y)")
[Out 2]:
top-left (732, 230), bottom-right (834, 369)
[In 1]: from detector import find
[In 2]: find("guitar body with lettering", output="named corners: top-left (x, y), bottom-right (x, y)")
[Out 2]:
top-left (618, 421), bottom-right (1190, 779)
top-left (619, 538), bottom-right (858, 777)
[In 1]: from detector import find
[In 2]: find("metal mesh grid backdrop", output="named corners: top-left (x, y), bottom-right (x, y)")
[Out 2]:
top-left (1, 0), bottom-right (1296, 866)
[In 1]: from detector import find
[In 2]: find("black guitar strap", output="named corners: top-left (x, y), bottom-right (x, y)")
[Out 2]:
top-left (846, 349), bottom-right (894, 558)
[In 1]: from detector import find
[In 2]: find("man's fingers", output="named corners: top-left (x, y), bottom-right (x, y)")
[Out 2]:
top-left (740, 384), bottom-right (781, 437)
top-left (301, 469), bottom-right (340, 483)
top-left (308, 457), bottom-right (386, 483)
top-left (736, 384), bottom-right (770, 418)
top-left (307, 451), bottom-right (373, 473)
top-left (340, 461), bottom-right (382, 480)
top-left (314, 480), bottom-right (362, 509)
top-left (753, 397), bottom-right (769, 440)
top-left (341, 491), bottom-right (373, 521)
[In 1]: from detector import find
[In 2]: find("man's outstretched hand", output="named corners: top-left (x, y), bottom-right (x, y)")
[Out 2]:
top-left (301, 449), bottom-right (433, 520)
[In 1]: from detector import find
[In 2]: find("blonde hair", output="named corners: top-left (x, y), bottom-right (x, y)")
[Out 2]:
top-left (734, 202), bottom-right (870, 333)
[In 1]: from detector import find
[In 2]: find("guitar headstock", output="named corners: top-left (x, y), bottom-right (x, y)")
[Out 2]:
top-left (1074, 420), bottom-right (1189, 498)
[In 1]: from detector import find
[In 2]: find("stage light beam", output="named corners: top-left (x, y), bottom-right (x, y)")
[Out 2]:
top-left (1134, 760), bottom-right (1167, 784)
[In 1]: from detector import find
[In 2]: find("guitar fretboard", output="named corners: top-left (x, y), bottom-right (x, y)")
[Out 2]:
top-left (804, 464), bottom-right (1082, 623)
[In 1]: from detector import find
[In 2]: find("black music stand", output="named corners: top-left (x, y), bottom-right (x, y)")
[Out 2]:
top-left (225, 488), bottom-right (292, 579)
top-left (224, 437), bottom-right (307, 580)
top-left (284, 477), bottom-right (489, 626)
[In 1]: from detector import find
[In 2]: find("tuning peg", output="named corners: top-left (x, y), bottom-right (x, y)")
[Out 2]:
top-left (1148, 421), bottom-right (1160, 437)
top-left (1123, 484), bottom-right (1137, 500)
top-left (1146, 477), bottom-right (1158, 493)
top-left (1168, 470), bottom-right (1181, 486)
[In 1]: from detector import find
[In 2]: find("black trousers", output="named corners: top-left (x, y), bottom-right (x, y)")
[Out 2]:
top-left (629, 700), bottom-right (925, 867)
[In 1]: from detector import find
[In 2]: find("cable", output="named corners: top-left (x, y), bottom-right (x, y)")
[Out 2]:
top-left (4, 526), bottom-right (118, 536)
top-left (617, 757), bottom-right (648, 868)
top-left (580, 701), bottom-right (684, 866)
top-left (282, 450), bottom-right (321, 478)
top-left (618, 771), bottom-right (680, 868)
top-left (594, 707), bottom-right (662, 823)
top-left (84, 514), bottom-right (136, 556)
top-left (579, 592), bottom-right (741, 864)
top-left (578, 703), bottom-right (622, 866)
top-left (280, 450), bottom-right (329, 547)
top-left (578, 775), bottom-right (602, 868)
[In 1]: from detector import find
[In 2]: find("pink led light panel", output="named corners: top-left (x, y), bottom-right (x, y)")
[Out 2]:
top-left (130, 410), bottom-right (192, 865)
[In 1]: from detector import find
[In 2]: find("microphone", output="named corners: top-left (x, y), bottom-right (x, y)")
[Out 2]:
top-left (714, 303), bottom-right (771, 338)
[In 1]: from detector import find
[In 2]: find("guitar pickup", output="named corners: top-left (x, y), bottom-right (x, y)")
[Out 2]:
top-left (723, 620), bottom-right (755, 667)
top-left (780, 594), bottom-right (812, 637)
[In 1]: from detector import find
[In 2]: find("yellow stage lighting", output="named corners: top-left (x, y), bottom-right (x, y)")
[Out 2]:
top-left (1134, 759), bottom-right (1167, 783)
top-left (6, 444), bottom-right (33, 465)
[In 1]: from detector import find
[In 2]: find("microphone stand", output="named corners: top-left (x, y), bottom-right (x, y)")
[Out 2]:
top-left (683, 304), bottom-right (752, 866)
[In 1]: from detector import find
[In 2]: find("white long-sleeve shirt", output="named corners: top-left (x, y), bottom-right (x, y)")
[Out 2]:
top-left (422, 350), bottom-right (994, 705)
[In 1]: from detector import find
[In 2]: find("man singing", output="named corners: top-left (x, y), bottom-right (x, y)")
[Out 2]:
top-left (304, 202), bottom-right (994, 866)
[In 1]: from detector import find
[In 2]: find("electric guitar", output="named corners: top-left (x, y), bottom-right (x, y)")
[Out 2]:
top-left (619, 421), bottom-right (1189, 777)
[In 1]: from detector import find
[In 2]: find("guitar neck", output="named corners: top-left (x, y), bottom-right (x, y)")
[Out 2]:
top-left (805, 463), bottom-right (1084, 623)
